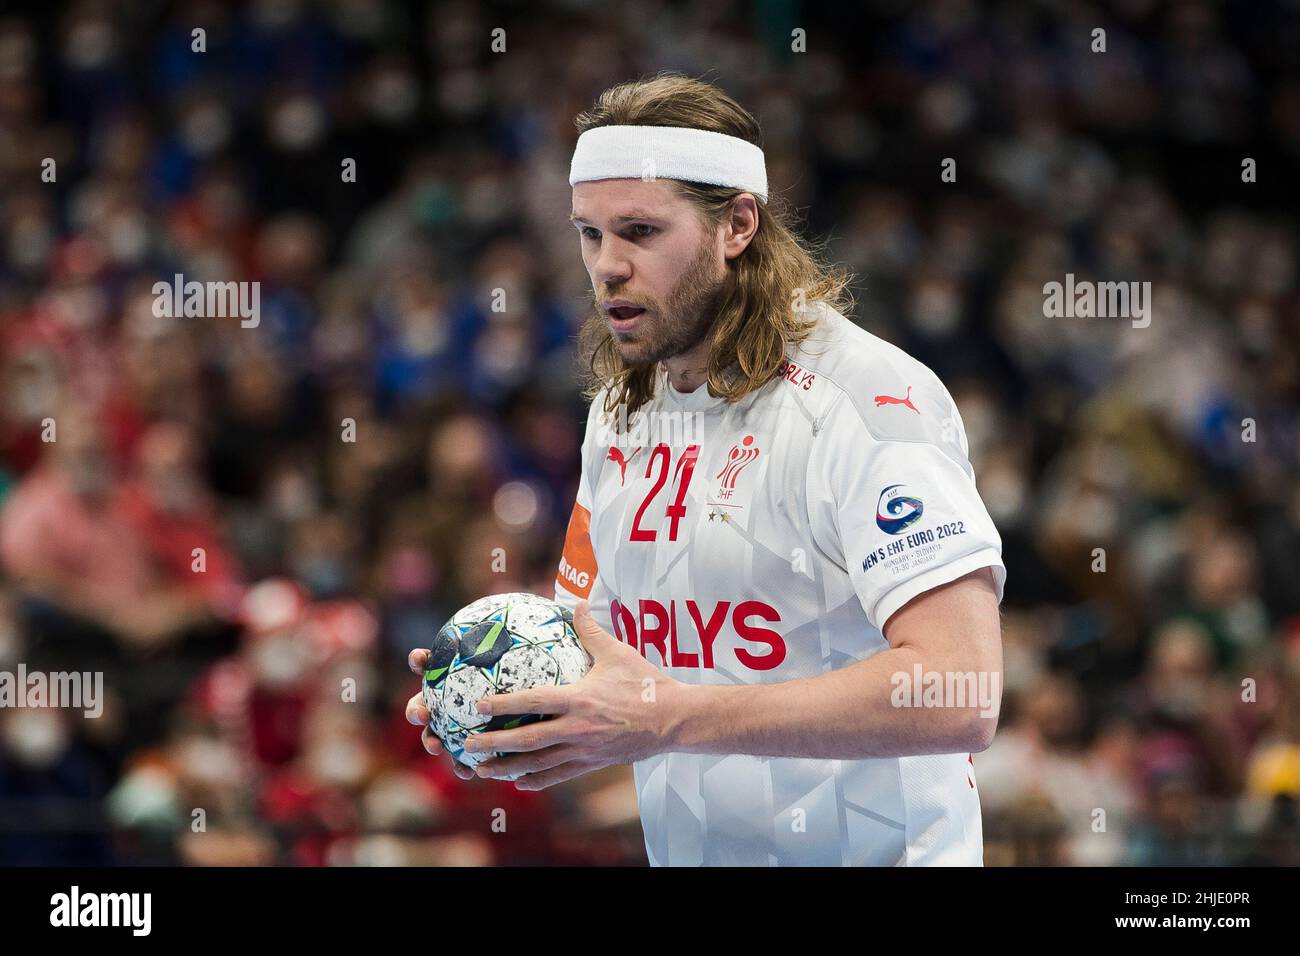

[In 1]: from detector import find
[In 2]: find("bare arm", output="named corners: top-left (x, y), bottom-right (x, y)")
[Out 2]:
top-left (662, 568), bottom-right (1003, 759)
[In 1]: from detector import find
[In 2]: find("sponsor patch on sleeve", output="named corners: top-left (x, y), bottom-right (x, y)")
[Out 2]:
top-left (860, 484), bottom-right (969, 578)
top-left (556, 502), bottom-right (597, 598)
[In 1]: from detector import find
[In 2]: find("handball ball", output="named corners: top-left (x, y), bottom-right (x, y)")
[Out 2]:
top-left (423, 592), bottom-right (592, 779)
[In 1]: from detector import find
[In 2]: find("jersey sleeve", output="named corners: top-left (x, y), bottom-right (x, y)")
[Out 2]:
top-left (807, 386), bottom-right (1006, 634)
top-left (553, 392), bottom-right (614, 631)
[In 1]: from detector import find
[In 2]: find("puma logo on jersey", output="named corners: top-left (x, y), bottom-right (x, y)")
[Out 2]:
top-left (606, 446), bottom-right (641, 485)
top-left (874, 385), bottom-right (919, 413)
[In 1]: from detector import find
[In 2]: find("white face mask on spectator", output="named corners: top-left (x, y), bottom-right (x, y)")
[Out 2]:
top-left (249, 634), bottom-right (310, 688)
top-left (307, 738), bottom-right (368, 788)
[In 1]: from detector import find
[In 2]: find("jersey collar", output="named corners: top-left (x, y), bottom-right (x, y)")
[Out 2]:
top-left (657, 366), bottom-right (726, 411)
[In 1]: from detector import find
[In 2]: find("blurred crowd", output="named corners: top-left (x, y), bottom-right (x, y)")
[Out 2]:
top-left (1, 0), bottom-right (1298, 865)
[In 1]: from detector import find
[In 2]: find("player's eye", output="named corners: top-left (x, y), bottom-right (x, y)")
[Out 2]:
top-left (627, 223), bottom-right (656, 238)
top-left (578, 226), bottom-right (600, 241)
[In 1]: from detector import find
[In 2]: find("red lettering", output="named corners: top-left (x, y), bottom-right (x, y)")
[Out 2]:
top-left (686, 600), bottom-right (729, 669)
top-left (638, 599), bottom-right (671, 665)
top-left (610, 599), bottom-right (638, 648)
top-left (732, 601), bottom-right (786, 671)
top-left (778, 359), bottom-right (815, 390)
top-left (615, 598), bottom-right (783, 672)
top-left (668, 600), bottom-right (699, 668)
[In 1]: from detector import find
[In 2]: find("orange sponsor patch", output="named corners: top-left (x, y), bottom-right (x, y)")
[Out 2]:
top-left (556, 502), bottom-right (597, 598)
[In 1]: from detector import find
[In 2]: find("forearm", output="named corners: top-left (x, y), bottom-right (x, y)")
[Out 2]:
top-left (662, 644), bottom-right (1000, 760)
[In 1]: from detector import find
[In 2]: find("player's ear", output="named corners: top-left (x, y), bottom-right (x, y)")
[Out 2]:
top-left (723, 194), bottom-right (759, 260)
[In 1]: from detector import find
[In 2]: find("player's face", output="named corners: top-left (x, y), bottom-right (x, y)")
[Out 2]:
top-left (572, 179), bottom-right (726, 367)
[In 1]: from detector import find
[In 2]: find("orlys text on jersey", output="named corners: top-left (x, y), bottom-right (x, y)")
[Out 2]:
top-left (609, 598), bottom-right (786, 671)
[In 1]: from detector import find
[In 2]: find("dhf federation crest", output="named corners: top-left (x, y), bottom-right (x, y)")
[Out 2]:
top-left (714, 434), bottom-right (760, 500)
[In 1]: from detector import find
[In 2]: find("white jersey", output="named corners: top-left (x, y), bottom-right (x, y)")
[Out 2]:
top-left (554, 302), bottom-right (1006, 866)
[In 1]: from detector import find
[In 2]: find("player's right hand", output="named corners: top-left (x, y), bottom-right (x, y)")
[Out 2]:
top-left (407, 648), bottom-right (476, 781)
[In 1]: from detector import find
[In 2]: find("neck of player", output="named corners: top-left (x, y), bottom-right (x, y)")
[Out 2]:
top-left (662, 342), bottom-right (710, 395)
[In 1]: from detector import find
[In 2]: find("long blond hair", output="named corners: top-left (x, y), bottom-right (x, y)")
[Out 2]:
top-left (574, 72), bottom-right (854, 419)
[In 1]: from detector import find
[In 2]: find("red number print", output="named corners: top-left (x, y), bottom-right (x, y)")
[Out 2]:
top-left (629, 444), bottom-right (671, 541)
top-left (628, 444), bottom-right (700, 542)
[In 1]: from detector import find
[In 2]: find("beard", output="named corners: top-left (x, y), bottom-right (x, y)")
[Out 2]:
top-left (593, 233), bottom-right (728, 368)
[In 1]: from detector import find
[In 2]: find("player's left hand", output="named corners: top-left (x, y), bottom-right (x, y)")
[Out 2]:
top-left (463, 599), bottom-right (682, 789)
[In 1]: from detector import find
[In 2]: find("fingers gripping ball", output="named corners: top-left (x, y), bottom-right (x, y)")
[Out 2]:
top-left (422, 593), bottom-right (592, 780)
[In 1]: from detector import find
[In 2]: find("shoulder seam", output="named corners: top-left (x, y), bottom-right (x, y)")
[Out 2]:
top-left (788, 308), bottom-right (950, 443)
top-left (807, 362), bottom-right (954, 449)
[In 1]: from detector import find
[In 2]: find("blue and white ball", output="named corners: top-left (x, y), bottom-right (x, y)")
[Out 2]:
top-left (423, 592), bottom-right (591, 779)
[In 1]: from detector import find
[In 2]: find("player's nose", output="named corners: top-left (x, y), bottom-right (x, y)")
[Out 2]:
top-left (592, 242), bottom-right (631, 287)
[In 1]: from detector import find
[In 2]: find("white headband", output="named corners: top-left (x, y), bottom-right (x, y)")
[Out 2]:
top-left (569, 125), bottom-right (768, 202)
